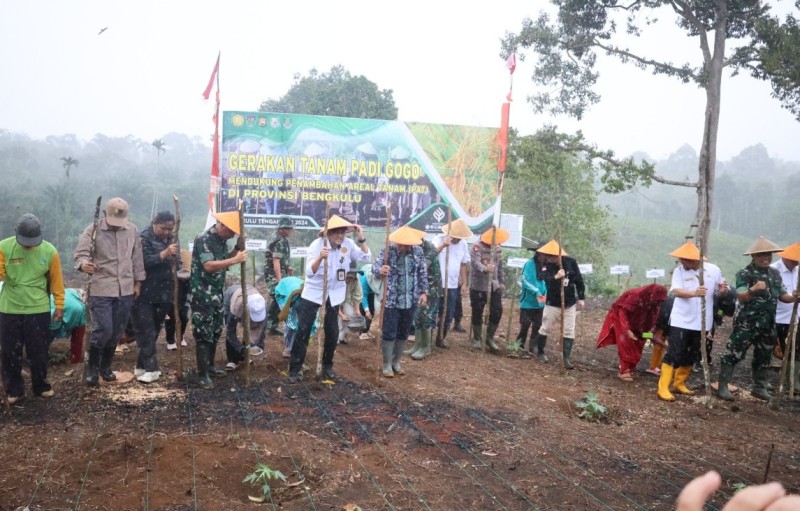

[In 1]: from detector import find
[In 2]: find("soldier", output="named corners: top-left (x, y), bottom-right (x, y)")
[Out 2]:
top-left (469, 228), bottom-right (508, 354)
top-left (405, 228), bottom-right (441, 360)
top-left (74, 197), bottom-right (145, 386)
top-left (264, 216), bottom-right (294, 335)
top-left (717, 237), bottom-right (798, 401)
top-left (190, 211), bottom-right (248, 389)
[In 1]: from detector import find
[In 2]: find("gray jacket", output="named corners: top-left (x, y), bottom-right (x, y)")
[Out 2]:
top-left (469, 243), bottom-right (504, 293)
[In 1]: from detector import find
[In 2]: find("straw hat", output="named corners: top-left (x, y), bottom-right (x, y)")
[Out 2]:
top-left (407, 226), bottom-right (427, 239)
top-left (212, 211), bottom-right (241, 235)
top-left (480, 227), bottom-right (510, 245)
top-left (777, 242), bottom-right (800, 262)
top-left (669, 242), bottom-right (700, 261)
top-left (389, 225), bottom-right (423, 246)
top-left (744, 236), bottom-right (783, 255)
top-left (318, 214), bottom-right (354, 235)
top-left (536, 240), bottom-right (568, 257)
top-left (441, 218), bottom-right (473, 239)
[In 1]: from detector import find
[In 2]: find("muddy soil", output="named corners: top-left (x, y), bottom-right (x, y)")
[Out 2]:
top-left (1, 294), bottom-right (799, 511)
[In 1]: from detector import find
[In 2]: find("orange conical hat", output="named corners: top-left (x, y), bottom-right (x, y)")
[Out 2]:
top-left (744, 236), bottom-right (783, 255)
top-left (212, 211), bottom-right (241, 235)
top-left (406, 226), bottom-right (427, 239)
top-left (441, 218), bottom-right (473, 239)
top-left (389, 225), bottom-right (423, 246)
top-left (536, 240), bottom-right (568, 257)
top-left (777, 242), bottom-right (800, 262)
top-left (480, 227), bottom-right (510, 245)
top-left (318, 214), bottom-right (354, 235)
top-left (669, 242), bottom-right (700, 261)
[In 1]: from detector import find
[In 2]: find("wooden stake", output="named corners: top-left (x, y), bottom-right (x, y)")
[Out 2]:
top-left (438, 205), bottom-right (452, 344)
top-left (315, 202), bottom-right (331, 379)
top-left (238, 200), bottom-right (251, 386)
top-left (557, 226), bottom-right (565, 363)
top-left (376, 198), bottom-right (392, 376)
top-left (171, 195), bottom-right (184, 379)
top-left (773, 267), bottom-right (800, 408)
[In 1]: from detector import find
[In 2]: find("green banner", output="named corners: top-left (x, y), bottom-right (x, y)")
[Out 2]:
top-left (221, 111), bottom-right (500, 232)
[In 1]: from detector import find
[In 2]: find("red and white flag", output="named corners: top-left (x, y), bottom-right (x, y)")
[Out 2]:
top-left (202, 52), bottom-right (221, 212)
top-left (505, 53), bottom-right (516, 75)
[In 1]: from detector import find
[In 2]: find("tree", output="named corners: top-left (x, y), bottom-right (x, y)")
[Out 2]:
top-left (60, 156), bottom-right (78, 178)
top-left (503, 0), bottom-right (773, 251)
top-left (259, 65), bottom-right (398, 120)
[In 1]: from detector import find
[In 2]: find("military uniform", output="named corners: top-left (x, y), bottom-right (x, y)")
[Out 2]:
top-left (264, 231), bottom-right (291, 330)
top-left (190, 226), bottom-right (230, 346)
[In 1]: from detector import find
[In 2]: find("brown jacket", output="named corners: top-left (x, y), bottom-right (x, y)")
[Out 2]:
top-left (469, 242), bottom-right (504, 293)
top-left (74, 219), bottom-right (145, 297)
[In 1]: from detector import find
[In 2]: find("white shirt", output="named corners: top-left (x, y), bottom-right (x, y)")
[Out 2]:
top-left (433, 234), bottom-right (470, 289)
top-left (669, 264), bottom-right (723, 330)
top-left (772, 259), bottom-right (798, 325)
top-left (302, 237), bottom-right (371, 306)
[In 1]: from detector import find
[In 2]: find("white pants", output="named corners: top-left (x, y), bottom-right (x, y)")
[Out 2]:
top-left (539, 304), bottom-right (577, 339)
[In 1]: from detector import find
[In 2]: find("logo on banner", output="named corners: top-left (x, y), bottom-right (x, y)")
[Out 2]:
top-left (432, 208), bottom-right (445, 223)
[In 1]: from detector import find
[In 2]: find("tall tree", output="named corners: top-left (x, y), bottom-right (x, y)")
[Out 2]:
top-left (503, 0), bottom-right (773, 251)
top-left (259, 65), bottom-right (398, 120)
top-left (60, 156), bottom-right (78, 179)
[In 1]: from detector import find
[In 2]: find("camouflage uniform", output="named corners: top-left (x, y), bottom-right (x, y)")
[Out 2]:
top-left (414, 239), bottom-right (442, 329)
top-left (190, 226), bottom-right (230, 345)
top-left (721, 262), bottom-right (787, 369)
top-left (264, 231), bottom-right (291, 330)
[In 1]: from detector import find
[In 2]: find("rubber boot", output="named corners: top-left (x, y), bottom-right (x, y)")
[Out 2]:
top-left (208, 341), bottom-right (227, 377)
top-left (672, 366), bottom-right (696, 395)
top-left (793, 363), bottom-right (800, 394)
top-left (84, 346), bottom-right (101, 387)
top-left (435, 328), bottom-right (449, 349)
top-left (381, 341), bottom-right (395, 378)
top-left (562, 338), bottom-right (574, 369)
top-left (404, 328), bottom-right (423, 355)
top-left (657, 364), bottom-right (676, 401)
top-left (535, 334), bottom-right (549, 363)
top-left (392, 339), bottom-right (406, 376)
top-left (471, 326), bottom-right (482, 350)
top-left (99, 346), bottom-right (117, 382)
top-left (751, 366), bottom-right (772, 401)
top-left (321, 364), bottom-right (336, 380)
top-left (452, 320), bottom-right (466, 333)
top-left (195, 343), bottom-right (214, 390)
top-left (716, 363), bottom-right (735, 401)
top-left (411, 328), bottom-right (432, 360)
top-left (486, 323), bottom-right (501, 353)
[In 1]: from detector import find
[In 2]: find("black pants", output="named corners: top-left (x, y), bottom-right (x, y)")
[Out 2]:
top-left (517, 308), bottom-right (544, 348)
top-left (266, 294), bottom-right (281, 330)
top-left (164, 303), bottom-right (189, 343)
top-left (470, 288), bottom-right (502, 327)
top-left (131, 300), bottom-right (169, 372)
top-left (289, 297), bottom-right (339, 375)
top-left (225, 312), bottom-right (246, 364)
top-left (0, 312), bottom-right (51, 397)
top-left (360, 292), bottom-right (376, 331)
top-left (454, 284), bottom-right (463, 324)
top-left (777, 323), bottom-right (800, 361)
top-left (663, 327), bottom-right (700, 367)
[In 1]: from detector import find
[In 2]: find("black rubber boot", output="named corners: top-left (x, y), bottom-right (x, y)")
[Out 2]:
top-left (751, 366), bottom-right (772, 401)
top-left (716, 363), bottom-right (735, 401)
top-left (435, 328), bottom-right (450, 349)
top-left (535, 334), bottom-right (549, 363)
top-left (471, 326), bottom-right (482, 350)
top-left (208, 341), bottom-right (227, 377)
top-left (84, 346), bottom-right (101, 387)
top-left (486, 323), bottom-right (501, 353)
top-left (452, 321), bottom-right (466, 333)
top-left (562, 338), bottom-right (575, 370)
top-left (99, 346), bottom-right (117, 381)
top-left (321, 364), bottom-right (336, 381)
top-left (196, 343), bottom-right (214, 390)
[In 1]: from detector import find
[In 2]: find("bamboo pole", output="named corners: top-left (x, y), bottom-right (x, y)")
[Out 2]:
top-left (557, 226), bottom-right (565, 364)
top-left (376, 199), bottom-right (393, 375)
top-left (171, 195), bottom-right (184, 379)
top-left (238, 200), bottom-right (251, 386)
top-left (773, 267), bottom-right (800, 408)
top-left (506, 268), bottom-right (519, 352)
top-left (438, 205), bottom-right (452, 344)
top-left (483, 225), bottom-right (498, 354)
top-left (698, 240), bottom-right (712, 405)
top-left (315, 202), bottom-right (331, 379)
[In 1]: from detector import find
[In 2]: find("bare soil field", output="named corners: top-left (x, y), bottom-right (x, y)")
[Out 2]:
top-left (1, 296), bottom-right (799, 511)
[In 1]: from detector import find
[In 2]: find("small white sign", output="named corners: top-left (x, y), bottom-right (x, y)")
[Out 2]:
top-left (507, 257), bottom-right (528, 269)
top-left (610, 265), bottom-right (630, 275)
top-left (245, 239), bottom-right (268, 251)
top-left (291, 247), bottom-right (310, 258)
top-left (578, 263), bottom-right (593, 274)
top-left (646, 268), bottom-right (666, 278)
top-left (188, 242), bottom-right (194, 253)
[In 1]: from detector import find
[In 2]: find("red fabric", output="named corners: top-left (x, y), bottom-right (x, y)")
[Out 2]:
top-left (202, 52), bottom-right (220, 100)
top-left (506, 53), bottom-right (516, 75)
top-left (497, 102), bottom-right (510, 172)
top-left (70, 325), bottom-right (86, 364)
top-left (596, 284), bottom-right (667, 372)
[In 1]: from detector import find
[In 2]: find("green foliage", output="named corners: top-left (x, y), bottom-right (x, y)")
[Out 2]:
top-left (259, 65), bottom-right (398, 120)
top-left (575, 390), bottom-right (607, 422)
top-left (242, 463), bottom-right (287, 503)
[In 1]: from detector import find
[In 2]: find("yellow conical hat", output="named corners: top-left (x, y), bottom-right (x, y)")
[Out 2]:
top-left (480, 227), bottom-right (510, 245)
top-left (669, 242), bottom-right (700, 261)
top-left (777, 242), bottom-right (800, 262)
top-left (744, 236), bottom-right (783, 255)
top-left (318, 214), bottom-right (354, 235)
top-left (536, 240), bottom-right (568, 257)
top-left (441, 218), bottom-right (473, 239)
top-left (212, 211), bottom-right (241, 235)
top-left (406, 226), bottom-right (427, 239)
top-left (389, 225), bottom-right (423, 246)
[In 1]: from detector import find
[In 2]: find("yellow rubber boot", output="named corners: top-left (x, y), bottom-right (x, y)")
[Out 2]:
top-left (672, 366), bottom-right (696, 395)
top-left (657, 364), bottom-right (676, 402)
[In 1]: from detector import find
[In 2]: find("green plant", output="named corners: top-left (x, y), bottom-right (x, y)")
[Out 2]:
top-left (575, 391), bottom-right (607, 422)
top-left (243, 463), bottom-right (287, 503)
top-left (731, 482), bottom-right (748, 493)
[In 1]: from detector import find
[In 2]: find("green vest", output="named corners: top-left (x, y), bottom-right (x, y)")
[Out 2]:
top-left (0, 237), bottom-right (57, 314)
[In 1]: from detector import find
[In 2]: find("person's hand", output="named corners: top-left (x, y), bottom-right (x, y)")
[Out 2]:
top-left (287, 266), bottom-right (294, 276)
top-left (718, 281), bottom-right (729, 293)
top-left (497, 283), bottom-right (505, 292)
top-left (52, 308), bottom-right (64, 324)
top-left (627, 330), bottom-right (637, 341)
top-left (537, 294), bottom-right (547, 304)
top-left (81, 262), bottom-right (97, 274)
top-left (235, 236), bottom-right (246, 251)
top-left (461, 286), bottom-right (469, 297)
top-left (161, 243), bottom-right (178, 259)
top-left (485, 263), bottom-right (496, 273)
top-left (340, 312), bottom-right (350, 321)
top-left (695, 285), bottom-right (708, 297)
top-left (750, 281), bottom-right (767, 294)
top-left (134, 281), bottom-right (142, 299)
top-left (441, 236), bottom-right (452, 247)
top-left (354, 224), bottom-right (365, 239)
top-left (365, 310), bottom-right (372, 320)
top-left (418, 293), bottom-right (428, 307)
top-left (555, 269), bottom-right (565, 280)
top-left (379, 265), bottom-right (390, 277)
top-left (233, 250), bottom-right (249, 264)
top-left (677, 471), bottom-right (800, 511)
top-left (577, 299), bottom-right (585, 311)
top-left (319, 247), bottom-right (330, 260)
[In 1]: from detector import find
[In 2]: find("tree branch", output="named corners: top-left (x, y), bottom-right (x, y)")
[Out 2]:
top-left (670, 0), bottom-right (713, 64)
top-left (592, 40), bottom-right (700, 80)
top-left (651, 174), bottom-right (698, 187)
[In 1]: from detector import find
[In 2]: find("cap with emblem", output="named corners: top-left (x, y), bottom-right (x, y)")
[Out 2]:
top-left (105, 197), bottom-right (129, 227)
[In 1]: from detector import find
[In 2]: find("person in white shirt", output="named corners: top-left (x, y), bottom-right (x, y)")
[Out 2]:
top-left (433, 219), bottom-right (472, 348)
top-left (657, 242), bottom-right (728, 402)
top-left (771, 242), bottom-right (800, 389)
top-left (287, 215), bottom-right (371, 382)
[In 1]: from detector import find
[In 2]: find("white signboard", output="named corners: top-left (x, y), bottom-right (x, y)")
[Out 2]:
top-left (507, 257), bottom-right (528, 269)
top-left (578, 263), bottom-right (593, 275)
top-left (499, 214), bottom-right (524, 248)
top-left (646, 268), bottom-right (666, 278)
top-left (188, 242), bottom-right (194, 253)
top-left (245, 239), bottom-right (268, 251)
top-left (291, 247), bottom-right (310, 259)
top-left (610, 265), bottom-right (630, 276)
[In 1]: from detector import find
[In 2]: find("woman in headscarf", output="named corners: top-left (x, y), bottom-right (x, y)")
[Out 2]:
top-left (596, 284), bottom-right (668, 381)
